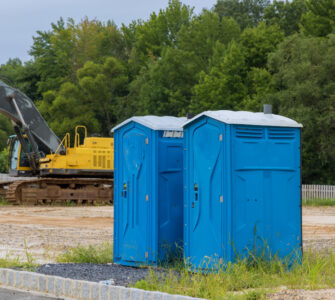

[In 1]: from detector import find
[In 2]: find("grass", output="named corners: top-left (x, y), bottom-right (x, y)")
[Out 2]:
top-left (0, 241), bottom-right (114, 270)
top-left (133, 250), bottom-right (335, 300)
top-left (0, 197), bottom-right (8, 206)
top-left (0, 254), bottom-right (36, 270)
top-left (57, 242), bottom-right (113, 264)
top-left (303, 198), bottom-right (335, 206)
top-left (0, 239), bottom-right (37, 270)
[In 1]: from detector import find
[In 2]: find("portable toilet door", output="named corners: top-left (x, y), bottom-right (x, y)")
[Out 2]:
top-left (116, 123), bottom-right (151, 265)
top-left (182, 110), bottom-right (302, 271)
top-left (112, 116), bottom-right (185, 266)
top-left (183, 116), bottom-right (226, 269)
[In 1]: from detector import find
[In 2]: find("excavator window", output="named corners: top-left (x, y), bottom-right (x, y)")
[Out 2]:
top-left (8, 137), bottom-right (19, 170)
top-left (19, 138), bottom-right (32, 167)
top-left (8, 136), bottom-right (31, 170)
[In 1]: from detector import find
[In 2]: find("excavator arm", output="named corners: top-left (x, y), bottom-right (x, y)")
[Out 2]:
top-left (0, 80), bottom-right (64, 171)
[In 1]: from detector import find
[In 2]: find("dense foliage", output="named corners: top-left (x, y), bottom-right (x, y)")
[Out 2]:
top-left (0, 0), bottom-right (335, 183)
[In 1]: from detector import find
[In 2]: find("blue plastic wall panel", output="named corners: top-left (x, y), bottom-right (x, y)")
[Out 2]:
top-left (231, 125), bottom-right (301, 260)
top-left (157, 132), bottom-right (184, 261)
top-left (113, 122), bottom-right (184, 267)
top-left (183, 116), bottom-right (227, 270)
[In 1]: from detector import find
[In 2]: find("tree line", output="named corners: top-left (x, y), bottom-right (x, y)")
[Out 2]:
top-left (0, 0), bottom-right (334, 183)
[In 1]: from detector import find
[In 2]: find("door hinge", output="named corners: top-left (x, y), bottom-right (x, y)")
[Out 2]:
top-left (145, 138), bottom-right (149, 144)
top-left (219, 134), bottom-right (223, 141)
top-left (220, 195), bottom-right (223, 203)
top-left (145, 194), bottom-right (149, 202)
top-left (145, 251), bottom-right (148, 258)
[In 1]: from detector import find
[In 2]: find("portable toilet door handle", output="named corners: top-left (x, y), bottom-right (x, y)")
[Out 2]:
top-left (194, 183), bottom-right (199, 200)
top-left (192, 183), bottom-right (199, 208)
top-left (122, 183), bottom-right (127, 198)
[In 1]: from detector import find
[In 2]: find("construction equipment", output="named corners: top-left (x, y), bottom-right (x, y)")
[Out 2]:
top-left (0, 80), bottom-right (114, 205)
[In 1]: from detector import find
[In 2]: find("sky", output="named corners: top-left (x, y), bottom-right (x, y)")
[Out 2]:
top-left (0, 0), bottom-right (217, 65)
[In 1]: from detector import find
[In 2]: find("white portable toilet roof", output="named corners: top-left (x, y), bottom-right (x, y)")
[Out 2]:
top-left (182, 110), bottom-right (302, 128)
top-left (112, 115), bottom-right (187, 132)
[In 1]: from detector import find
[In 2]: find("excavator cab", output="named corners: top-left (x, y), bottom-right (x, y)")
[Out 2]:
top-left (7, 135), bottom-right (33, 176)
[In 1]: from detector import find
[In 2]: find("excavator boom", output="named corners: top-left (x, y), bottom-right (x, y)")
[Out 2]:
top-left (0, 80), bottom-right (63, 155)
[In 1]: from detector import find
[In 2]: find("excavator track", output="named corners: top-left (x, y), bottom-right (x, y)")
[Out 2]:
top-left (5, 178), bottom-right (113, 205)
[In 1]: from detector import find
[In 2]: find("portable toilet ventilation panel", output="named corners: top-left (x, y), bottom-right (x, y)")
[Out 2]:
top-left (112, 116), bottom-right (186, 266)
top-left (182, 110), bottom-right (303, 271)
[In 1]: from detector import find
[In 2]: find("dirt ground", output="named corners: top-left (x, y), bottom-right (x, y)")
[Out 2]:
top-left (0, 205), bottom-right (334, 264)
top-left (269, 288), bottom-right (335, 300)
top-left (0, 206), bottom-right (114, 263)
top-left (302, 206), bottom-right (335, 253)
top-left (303, 206), bottom-right (335, 239)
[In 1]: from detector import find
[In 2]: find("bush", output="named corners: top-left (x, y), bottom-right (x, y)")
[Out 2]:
top-left (57, 242), bottom-right (113, 264)
top-left (0, 147), bottom-right (8, 173)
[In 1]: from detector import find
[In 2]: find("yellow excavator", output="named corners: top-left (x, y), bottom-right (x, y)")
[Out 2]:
top-left (0, 80), bottom-right (114, 205)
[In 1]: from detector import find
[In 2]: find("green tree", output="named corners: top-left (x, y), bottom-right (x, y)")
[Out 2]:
top-left (178, 10), bottom-right (240, 68)
top-left (267, 34), bottom-right (335, 183)
top-left (132, 0), bottom-right (193, 65)
top-left (264, 0), bottom-right (306, 36)
top-left (37, 83), bottom-right (101, 139)
top-left (77, 57), bottom-right (128, 132)
top-left (130, 47), bottom-right (201, 116)
top-left (191, 41), bottom-right (248, 113)
top-left (239, 22), bottom-right (284, 69)
top-left (0, 58), bottom-right (40, 100)
top-left (38, 57), bottom-right (128, 138)
top-left (30, 18), bottom-right (75, 94)
top-left (30, 18), bottom-right (126, 95)
top-left (74, 19), bottom-right (126, 65)
top-left (0, 148), bottom-right (9, 173)
top-left (191, 34), bottom-right (274, 114)
top-left (242, 67), bottom-right (273, 111)
top-left (0, 116), bottom-right (13, 150)
top-left (214, 0), bottom-right (270, 29)
top-left (301, 0), bottom-right (335, 37)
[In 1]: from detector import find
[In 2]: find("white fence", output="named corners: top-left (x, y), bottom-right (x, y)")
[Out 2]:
top-left (302, 184), bottom-right (335, 203)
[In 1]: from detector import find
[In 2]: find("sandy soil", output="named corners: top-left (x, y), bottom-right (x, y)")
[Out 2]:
top-left (0, 206), bottom-right (114, 263)
top-left (303, 206), bottom-right (335, 239)
top-left (302, 206), bottom-right (335, 253)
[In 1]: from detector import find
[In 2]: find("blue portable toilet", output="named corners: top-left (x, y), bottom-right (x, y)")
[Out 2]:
top-left (112, 116), bottom-right (186, 266)
top-left (182, 110), bottom-right (302, 271)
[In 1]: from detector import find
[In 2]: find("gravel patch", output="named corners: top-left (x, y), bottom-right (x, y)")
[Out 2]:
top-left (268, 288), bottom-right (335, 300)
top-left (303, 238), bottom-right (335, 252)
top-left (35, 263), bottom-right (167, 287)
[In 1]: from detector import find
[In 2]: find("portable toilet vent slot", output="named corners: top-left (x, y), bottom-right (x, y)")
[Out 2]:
top-left (235, 126), bottom-right (264, 139)
top-left (182, 110), bottom-right (303, 272)
top-left (112, 115), bottom-right (186, 266)
top-left (268, 128), bottom-right (295, 139)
